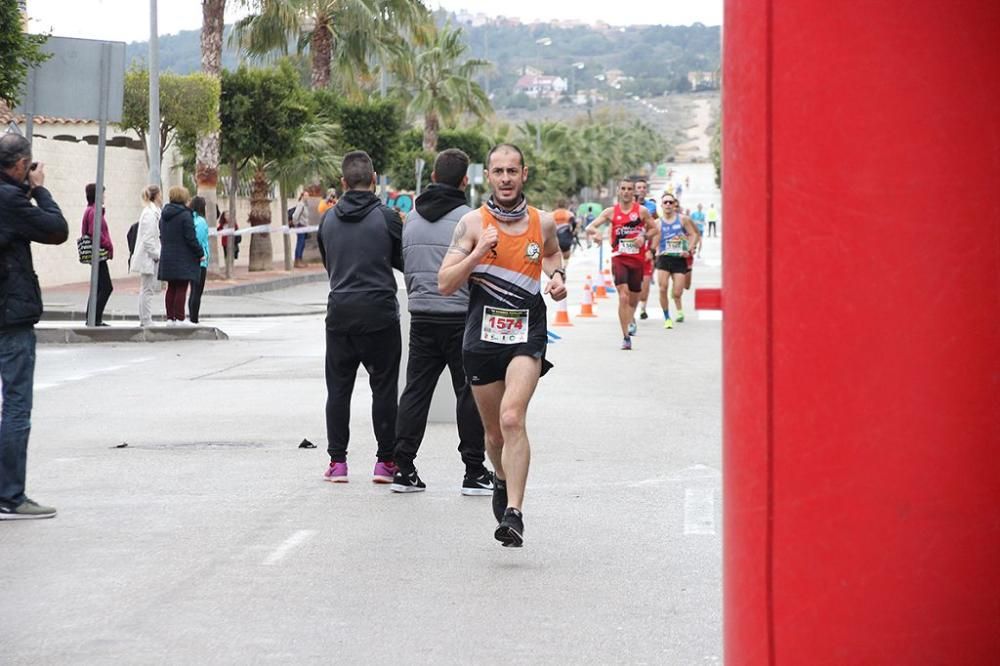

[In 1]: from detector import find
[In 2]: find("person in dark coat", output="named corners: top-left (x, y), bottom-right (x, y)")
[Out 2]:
top-left (157, 186), bottom-right (204, 324)
top-left (0, 134), bottom-right (69, 520)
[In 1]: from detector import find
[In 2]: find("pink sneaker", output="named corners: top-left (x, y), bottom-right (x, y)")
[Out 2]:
top-left (324, 461), bottom-right (348, 483)
top-left (372, 461), bottom-right (397, 484)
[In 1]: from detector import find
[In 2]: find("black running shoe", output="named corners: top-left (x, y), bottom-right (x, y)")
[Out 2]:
top-left (390, 469), bottom-right (426, 493)
top-left (494, 507), bottom-right (524, 548)
top-left (639, 309), bottom-right (649, 320)
top-left (492, 477), bottom-right (508, 523)
top-left (462, 470), bottom-right (495, 496)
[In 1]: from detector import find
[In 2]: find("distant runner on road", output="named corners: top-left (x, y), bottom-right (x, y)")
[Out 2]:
top-left (634, 177), bottom-right (658, 323)
top-left (584, 179), bottom-right (659, 350)
top-left (690, 203), bottom-right (706, 257)
top-left (438, 143), bottom-right (568, 548)
top-left (706, 203), bottom-right (719, 237)
top-left (552, 198), bottom-right (577, 262)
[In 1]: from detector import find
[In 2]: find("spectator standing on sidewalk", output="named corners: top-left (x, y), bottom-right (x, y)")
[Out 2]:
top-left (389, 148), bottom-right (493, 495)
top-left (218, 212), bottom-right (241, 261)
top-left (129, 185), bottom-right (162, 326)
top-left (158, 187), bottom-right (204, 325)
top-left (291, 190), bottom-right (309, 268)
top-left (318, 151), bottom-right (403, 484)
top-left (81, 182), bottom-right (114, 325)
top-left (0, 134), bottom-right (69, 520)
top-left (188, 196), bottom-right (211, 324)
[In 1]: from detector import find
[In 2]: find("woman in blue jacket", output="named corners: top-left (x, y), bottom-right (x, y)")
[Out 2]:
top-left (188, 196), bottom-right (211, 324)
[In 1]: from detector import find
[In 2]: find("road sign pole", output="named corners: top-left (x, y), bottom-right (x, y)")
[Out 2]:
top-left (87, 43), bottom-right (112, 327)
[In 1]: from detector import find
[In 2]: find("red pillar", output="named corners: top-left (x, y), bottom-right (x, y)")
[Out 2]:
top-left (723, 1), bottom-right (1000, 663)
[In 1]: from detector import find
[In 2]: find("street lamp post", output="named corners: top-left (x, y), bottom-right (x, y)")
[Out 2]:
top-left (148, 0), bottom-right (160, 186)
top-left (533, 37), bottom-right (551, 151)
top-left (570, 61), bottom-right (585, 99)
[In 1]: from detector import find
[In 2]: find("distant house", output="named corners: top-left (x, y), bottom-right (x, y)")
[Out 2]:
top-left (604, 69), bottom-right (628, 88)
top-left (513, 74), bottom-right (569, 103)
top-left (688, 70), bottom-right (721, 90)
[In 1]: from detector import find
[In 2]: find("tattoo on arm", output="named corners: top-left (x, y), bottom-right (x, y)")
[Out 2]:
top-left (446, 219), bottom-right (471, 256)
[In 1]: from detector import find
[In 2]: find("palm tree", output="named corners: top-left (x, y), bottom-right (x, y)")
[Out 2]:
top-left (232, 0), bottom-right (426, 90)
top-left (269, 119), bottom-right (341, 269)
top-left (197, 0), bottom-right (227, 272)
top-left (392, 21), bottom-right (491, 152)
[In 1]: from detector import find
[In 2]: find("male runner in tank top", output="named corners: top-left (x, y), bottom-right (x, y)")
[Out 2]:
top-left (438, 143), bottom-right (567, 548)
top-left (583, 178), bottom-right (659, 350)
top-left (655, 193), bottom-right (701, 328)
top-left (634, 177), bottom-right (658, 324)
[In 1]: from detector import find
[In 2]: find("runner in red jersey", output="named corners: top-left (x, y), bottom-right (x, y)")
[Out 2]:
top-left (634, 178), bottom-right (657, 323)
top-left (584, 178), bottom-right (659, 350)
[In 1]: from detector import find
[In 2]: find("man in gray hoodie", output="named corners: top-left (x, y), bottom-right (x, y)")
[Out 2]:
top-left (318, 151), bottom-right (403, 484)
top-left (390, 149), bottom-right (492, 495)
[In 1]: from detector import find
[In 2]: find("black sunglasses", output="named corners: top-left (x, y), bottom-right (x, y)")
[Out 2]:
top-left (662, 199), bottom-right (677, 205)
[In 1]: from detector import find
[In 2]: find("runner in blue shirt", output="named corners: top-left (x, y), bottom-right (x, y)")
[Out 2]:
top-left (690, 203), bottom-right (706, 257)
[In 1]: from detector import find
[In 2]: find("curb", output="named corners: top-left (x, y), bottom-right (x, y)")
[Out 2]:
top-left (39, 309), bottom-right (325, 322)
top-left (36, 326), bottom-right (229, 344)
top-left (206, 271), bottom-right (327, 297)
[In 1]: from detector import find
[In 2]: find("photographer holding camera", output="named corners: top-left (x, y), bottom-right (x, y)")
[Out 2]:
top-left (0, 133), bottom-right (69, 520)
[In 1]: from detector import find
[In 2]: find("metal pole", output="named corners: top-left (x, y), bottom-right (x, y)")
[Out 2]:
top-left (148, 0), bottom-right (161, 186)
top-left (24, 68), bottom-right (35, 146)
top-left (226, 159), bottom-right (237, 279)
top-left (484, 24), bottom-right (490, 96)
top-left (88, 43), bottom-right (111, 327)
top-left (281, 182), bottom-right (292, 272)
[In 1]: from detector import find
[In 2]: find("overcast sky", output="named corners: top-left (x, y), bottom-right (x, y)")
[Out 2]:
top-left (25, 0), bottom-right (722, 44)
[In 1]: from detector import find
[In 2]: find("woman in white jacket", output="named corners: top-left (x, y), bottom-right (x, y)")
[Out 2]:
top-left (130, 185), bottom-right (162, 326)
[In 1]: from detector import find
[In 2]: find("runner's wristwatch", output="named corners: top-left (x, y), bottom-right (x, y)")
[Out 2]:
top-left (550, 268), bottom-right (566, 281)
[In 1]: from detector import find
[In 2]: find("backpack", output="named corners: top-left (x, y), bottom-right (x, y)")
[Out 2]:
top-left (126, 221), bottom-right (139, 268)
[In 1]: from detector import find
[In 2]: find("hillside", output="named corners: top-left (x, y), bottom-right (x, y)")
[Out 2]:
top-left (124, 17), bottom-right (720, 106)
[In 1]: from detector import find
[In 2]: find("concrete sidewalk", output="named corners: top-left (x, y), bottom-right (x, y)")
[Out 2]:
top-left (42, 263), bottom-right (329, 322)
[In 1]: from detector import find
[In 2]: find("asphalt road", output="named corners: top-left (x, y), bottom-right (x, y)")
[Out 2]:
top-left (2, 164), bottom-right (724, 665)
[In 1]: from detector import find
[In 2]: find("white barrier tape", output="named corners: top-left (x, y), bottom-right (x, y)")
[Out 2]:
top-left (209, 225), bottom-right (320, 238)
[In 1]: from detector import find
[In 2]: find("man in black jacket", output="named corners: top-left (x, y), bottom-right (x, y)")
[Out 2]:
top-left (0, 134), bottom-right (69, 520)
top-left (318, 151), bottom-right (403, 484)
top-left (390, 148), bottom-right (492, 495)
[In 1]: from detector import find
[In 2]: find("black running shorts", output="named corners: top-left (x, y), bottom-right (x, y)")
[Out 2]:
top-left (463, 345), bottom-right (552, 386)
top-left (656, 255), bottom-right (689, 275)
top-left (612, 257), bottom-right (644, 292)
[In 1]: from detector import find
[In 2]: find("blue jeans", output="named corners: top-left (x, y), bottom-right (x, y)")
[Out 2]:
top-left (0, 328), bottom-right (36, 507)
top-left (294, 232), bottom-right (307, 260)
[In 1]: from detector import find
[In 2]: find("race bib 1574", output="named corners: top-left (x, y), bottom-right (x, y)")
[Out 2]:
top-left (481, 306), bottom-right (529, 344)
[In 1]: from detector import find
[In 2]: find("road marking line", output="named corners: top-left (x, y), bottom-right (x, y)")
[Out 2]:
top-left (683, 488), bottom-right (716, 535)
top-left (36, 357), bottom-right (153, 392)
top-left (263, 530), bottom-right (316, 566)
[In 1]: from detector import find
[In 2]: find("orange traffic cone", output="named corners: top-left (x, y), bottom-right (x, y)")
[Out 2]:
top-left (578, 284), bottom-right (597, 317)
top-left (602, 269), bottom-right (615, 295)
top-left (592, 272), bottom-right (608, 299)
top-left (552, 296), bottom-right (573, 326)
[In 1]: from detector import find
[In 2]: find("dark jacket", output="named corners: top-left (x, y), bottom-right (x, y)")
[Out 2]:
top-left (158, 203), bottom-right (203, 282)
top-left (0, 173), bottom-right (69, 329)
top-left (403, 184), bottom-right (471, 323)
top-left (318, 190), bottom-right (403, 334)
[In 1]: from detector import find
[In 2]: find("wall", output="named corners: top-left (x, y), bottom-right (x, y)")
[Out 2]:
top-left (24, 133), bottom-right (293, 287)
